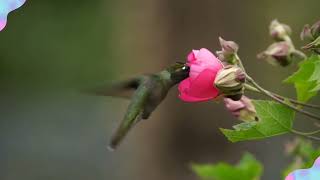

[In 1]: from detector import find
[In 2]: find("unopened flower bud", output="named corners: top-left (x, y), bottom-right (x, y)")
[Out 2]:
top-left (219, 37), bottom-right (239, 54)
top-left (310, 20), bottom-right (320, 39)
top-left (269, 19), bottom-right (292, 41)
top-left (257, 41), bottom-right (305, 66)
top-left (216, 37), bottom-right (239, 64)
top-left (300, 24), bottom-right (314, 41)
top-left (214, 66), bottom-right (245, 100)
top-left (302, 36), bottom-right (320, 54)
top-left (258, 41), bottom-right (291, 66)
top-left (301, 20), bottom-right (320, 41)
top-left (224, 96), bottom-right (257, 122)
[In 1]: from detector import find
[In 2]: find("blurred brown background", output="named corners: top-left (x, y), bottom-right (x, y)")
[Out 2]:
top-left (0, 0), bottom-right (319, 180)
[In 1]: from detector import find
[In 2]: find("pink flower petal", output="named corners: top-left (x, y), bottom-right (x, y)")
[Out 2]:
top-left (189, 63), bottom-right (206, 79)
top-left (179, 80), bottom-right (214, 102)
top-left (188, 48), bottom-right (222, 79)
top-left (188, 69), bottom-right (219, 98)
top-left (224, 98), bottom-right (245, 111)
top-left (178, 70), bottom-right (219, 102)
top-left (187, 50), bottom-right (199, 62)
top-left (196, 48), bottom-right (217, 63)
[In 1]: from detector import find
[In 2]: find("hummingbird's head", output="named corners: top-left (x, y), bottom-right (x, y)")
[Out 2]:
top-left (166, 62), bottom-right (190, 84)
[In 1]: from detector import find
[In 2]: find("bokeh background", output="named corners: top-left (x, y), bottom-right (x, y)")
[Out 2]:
top-left (0, 0), bottom-right (319, 180)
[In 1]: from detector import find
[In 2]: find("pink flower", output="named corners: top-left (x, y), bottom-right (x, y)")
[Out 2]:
top-left (178, 48), bottom-right (223, 102)
top-left (224, 96), bottom-right (257, 121)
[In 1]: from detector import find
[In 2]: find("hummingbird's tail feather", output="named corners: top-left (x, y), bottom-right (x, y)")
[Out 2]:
top-left (86, 77), bottom-right (141, 98)
top-left (108, 113), bottom-right (142, 150)
top-left (108, 84), bottom-right (150, 150)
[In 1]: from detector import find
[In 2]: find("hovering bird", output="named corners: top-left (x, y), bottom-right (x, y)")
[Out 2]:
top-left (92, 62), bottom-right (190, 150)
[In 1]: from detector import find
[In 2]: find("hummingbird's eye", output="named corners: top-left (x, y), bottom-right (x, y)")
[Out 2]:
top-left (182, 65), bottom-right (190, 71)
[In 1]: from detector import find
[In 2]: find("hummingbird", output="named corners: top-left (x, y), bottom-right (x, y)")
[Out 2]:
top-left (92, 62), bottom-right (190, 150)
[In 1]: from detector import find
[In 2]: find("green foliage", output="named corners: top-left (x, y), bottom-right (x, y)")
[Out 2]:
top-left (283, 138), bottom-right (320, 178)
top-left (220, 100), bottom-right (295, 142)
top-left (285, 55), bottom-right (320, 102)
top-left (192, 153), bottom-right (263, 180)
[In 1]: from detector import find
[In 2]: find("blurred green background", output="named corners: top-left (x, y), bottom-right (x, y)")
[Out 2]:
top-left (0, 0), bottom-right (319, 180)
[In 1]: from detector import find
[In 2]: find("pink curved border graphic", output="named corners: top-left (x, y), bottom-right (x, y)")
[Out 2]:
top-left (0, 0), bottom-right (26, 31)
top-left (286, 157), bottom-right (320, 180)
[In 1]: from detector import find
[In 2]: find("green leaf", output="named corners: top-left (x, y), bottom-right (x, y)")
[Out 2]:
top-left (192, 153), bottom-right (263, 180)
top-left (284, 55), bottom-right (320, 102)
top-left (220, 100), bottom-right (295, 142)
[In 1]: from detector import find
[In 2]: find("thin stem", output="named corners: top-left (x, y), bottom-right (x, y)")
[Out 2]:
top-left (292, 49), bottom-right (307, 59)
top-left (235, 54), bottom-right (246, 73)
top-left (246, 75), bottom-right (320, 121)
top-left (283, 35), bottom-right (294, 46)
top-left (296, 134), bottom-right (320, 141)
top-left (290, 129), bottom-right (320, 141)
top-left (272, 93), bottom-right (320, 109)
top-left (305, 135), bottom-right (320, 141)
top-left (244, 84), bottom-right (320, 109)
top-left (291, 129), bottom-right (320, 136)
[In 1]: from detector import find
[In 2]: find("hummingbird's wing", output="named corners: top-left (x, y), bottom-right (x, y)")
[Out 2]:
top-left (88, 77), bottom-right (142, 99)
top-left (108, 83), bottom-right (151, 150)
top-left (141, 89), bottom-right (168, 119)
